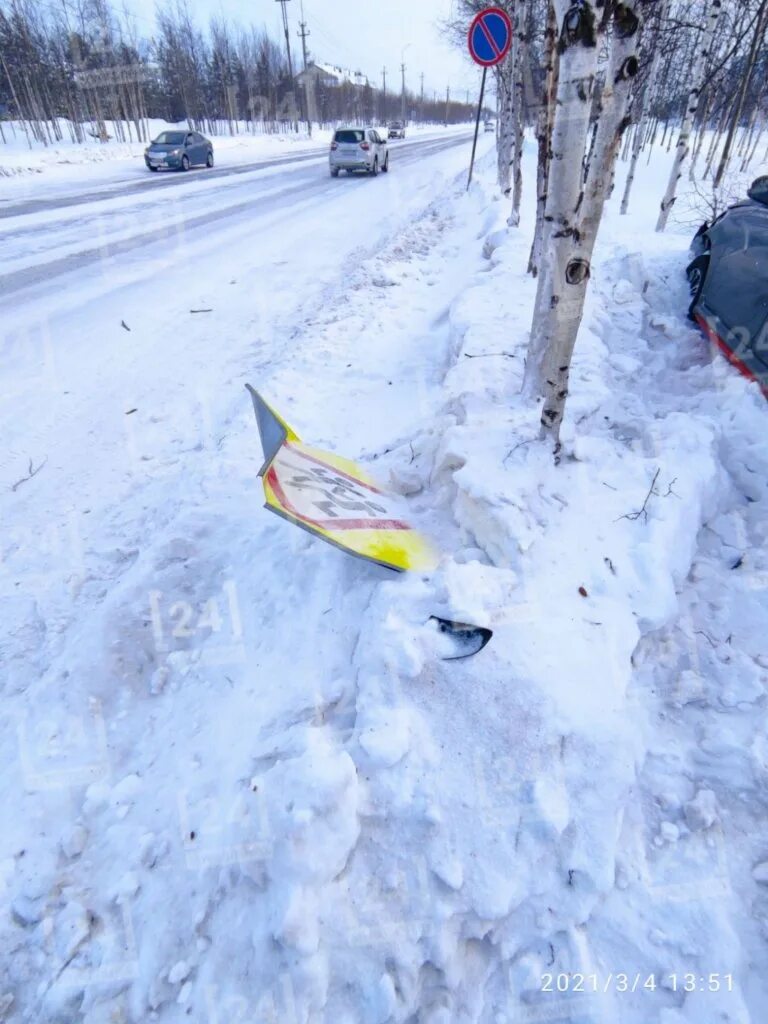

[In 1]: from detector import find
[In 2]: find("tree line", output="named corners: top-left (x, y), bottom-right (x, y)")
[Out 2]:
top-left (0, 0), bottom-right (476, 147)
top-left (448, 0), bottom-right (767, 447)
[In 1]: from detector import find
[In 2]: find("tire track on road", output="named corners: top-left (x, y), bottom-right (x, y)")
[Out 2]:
top-left (0, 135), bottom-right (472, 300)
top-left (0, 133), bottom-right (471, 220)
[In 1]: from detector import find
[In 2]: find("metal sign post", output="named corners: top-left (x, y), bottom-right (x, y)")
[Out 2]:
top-left (466, 6), bottom-right (513, 190)
top-left (467, 67), bottom-right (487, 191)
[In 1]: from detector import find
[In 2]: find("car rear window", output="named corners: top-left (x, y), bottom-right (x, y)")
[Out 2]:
top-left (334, 130), bottom-right (364, 143)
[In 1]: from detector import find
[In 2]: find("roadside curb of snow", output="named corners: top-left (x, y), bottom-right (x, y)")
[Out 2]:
top-left (361, 174), bottom-right (766, 1007)
top-left (328, 171), bottom-right (768, 1015)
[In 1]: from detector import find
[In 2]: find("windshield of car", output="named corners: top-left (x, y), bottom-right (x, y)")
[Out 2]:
top-left (334, 129), bottom-right (364, 144)
top-left (153, 132), bottom-right (186, 145)
top-left (390, 122), bottom-right (402, 128)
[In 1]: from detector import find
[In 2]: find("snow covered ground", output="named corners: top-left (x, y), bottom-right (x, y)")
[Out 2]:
top-left (1, 120), bottom-right (767, 1024)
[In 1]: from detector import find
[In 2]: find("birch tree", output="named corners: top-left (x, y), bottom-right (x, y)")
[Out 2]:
top-left (620, 0), bottom-right (669, 214)
top-left (508, 0), bottom-right (527, 226)
top-left (656, 0), bottom-right (722, 231)
top-left (496, 57), bottom-right (515, 193)
top-left (523, 0), bottom-right (645, 447)
top-left (713, 0), bottom-right (768, 186)
top-left (528, 0), bottom-right (558, 275)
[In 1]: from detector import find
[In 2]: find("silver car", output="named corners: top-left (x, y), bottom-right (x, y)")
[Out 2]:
top-left (329, 127), bottom-right (389, 177)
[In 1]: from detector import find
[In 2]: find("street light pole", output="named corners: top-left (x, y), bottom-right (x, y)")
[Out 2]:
top-left (400, 44), bottom-right (410, 124)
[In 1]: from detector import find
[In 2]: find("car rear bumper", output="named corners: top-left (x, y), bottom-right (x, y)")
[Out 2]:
top-left (330, 159), bottom-right (370, 170)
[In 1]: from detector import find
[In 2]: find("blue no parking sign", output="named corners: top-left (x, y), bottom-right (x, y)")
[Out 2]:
top-left (465, 7), bottom-right (513, 189)
top-left (468, 7), bottom-right (513, 68)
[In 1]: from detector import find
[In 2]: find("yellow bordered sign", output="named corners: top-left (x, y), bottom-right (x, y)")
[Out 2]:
top-left (246, 386), bottom-right (438, 573)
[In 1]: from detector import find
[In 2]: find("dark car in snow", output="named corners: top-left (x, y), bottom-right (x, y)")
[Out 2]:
top-left (144, 130), bottom-right (214, 172)
top-left (686, 176), bottom-right (768, 395)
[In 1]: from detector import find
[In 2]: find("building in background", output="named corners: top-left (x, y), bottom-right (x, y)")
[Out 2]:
top-left (295, 63), bottom-right (372, 125)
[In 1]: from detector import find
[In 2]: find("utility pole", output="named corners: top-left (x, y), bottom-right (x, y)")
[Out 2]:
top-left (275, 0), bottom-right (294, 79)
top-left (275, 0), bottom-right (297, 130)
top-left (400, 62), bottom-right (406, 123)
top-left (444, 84), bottom-right (450, 126)
top-left (296, 2), bottom-right (313, 134)
top-left (382, 66), bottom-right (387, 122)
top-left (297, 5), bottom-right (310, 69)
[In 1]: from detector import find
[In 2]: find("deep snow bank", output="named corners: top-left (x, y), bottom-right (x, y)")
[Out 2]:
top-left (3, 134), bottom-right (767, 1024)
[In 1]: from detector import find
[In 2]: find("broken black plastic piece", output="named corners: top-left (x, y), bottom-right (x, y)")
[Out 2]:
top-left (429, 616), bottom-right (493, 660)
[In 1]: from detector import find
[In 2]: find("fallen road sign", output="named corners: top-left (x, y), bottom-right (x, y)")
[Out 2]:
top-left (246, 385), bottom-right (438, 573)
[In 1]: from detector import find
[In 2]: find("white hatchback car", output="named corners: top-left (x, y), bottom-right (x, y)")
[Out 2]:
top-left (329, 127), bottom-right (389, 177)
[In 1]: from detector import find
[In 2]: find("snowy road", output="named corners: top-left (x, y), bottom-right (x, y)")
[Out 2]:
top-left (2, 126), bottom-right (483, 580)
top-left (0, 131), bottom-right (473, 296)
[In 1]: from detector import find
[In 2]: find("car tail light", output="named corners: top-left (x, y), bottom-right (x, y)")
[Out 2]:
top-left (360, 142), bottom-right (370, 151)
top-left (331, 142), bottom-right (338, 150)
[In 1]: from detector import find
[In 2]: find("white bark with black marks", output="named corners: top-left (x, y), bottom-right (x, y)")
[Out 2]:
top-left (621, 0), bottom-right (668, 214)
top-left (714, 0), bottom-right (768, 188)
top-left (528, 2), bottom-right (559, 276)
top-left (656, 0), bottom-right (722, 232)
top-left (496, 59), bottom-right (515, 194)
top-left (508, 0), bottom-right (526, 226)
top-left (524, 0), bottom-right (605, 409)
top-left (524, 0), bottom-right (644, 447)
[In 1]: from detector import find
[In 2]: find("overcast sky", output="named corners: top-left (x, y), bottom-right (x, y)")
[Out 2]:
top-left (122, 0), bottom-right (483, 98)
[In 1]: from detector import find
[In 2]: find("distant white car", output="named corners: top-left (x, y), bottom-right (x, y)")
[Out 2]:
top-left (329, 127), bottom-right (389, 177)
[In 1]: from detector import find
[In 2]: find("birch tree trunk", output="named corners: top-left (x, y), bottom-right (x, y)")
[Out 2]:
top-left (523, 1), bottom-right (643, 448)
top-left (714, 0), bottom-right (768, 188)
top-left (742, 114), bottom-right (765, 171)
top-left (702, 96), bottom-right (731, 177)
top-left (524, 0), bottom-right (602, 343)
top-left (508, 0), bottom-right (526, 226)
top-left (656, 0), bottom-right (722, 231)
top-left (689, 90), bottom-right (713, 181)
top-left (528, 1), bottom-right (558, 276)
top-left (621, 0), bottom-right (668, 215)
top-left (496, 61), bottom-right (514, 194)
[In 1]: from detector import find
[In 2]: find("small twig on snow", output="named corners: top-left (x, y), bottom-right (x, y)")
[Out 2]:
top-left (11, 457), bottom-right (48, 493)
top-left (695, 629), bottom-right (719, 648)
top-left (190, 308), bottom-right (213, 314)
top-left (663, 477), bottom-right (680, 499)
top-left (503, 438), bottom-right (535, 464)
top-left (616, 468), bottom-right (661, 523)
top-left (120, 320), bottom-right (131, 331)
top-left (463, 351), bottom-right (515, 359)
